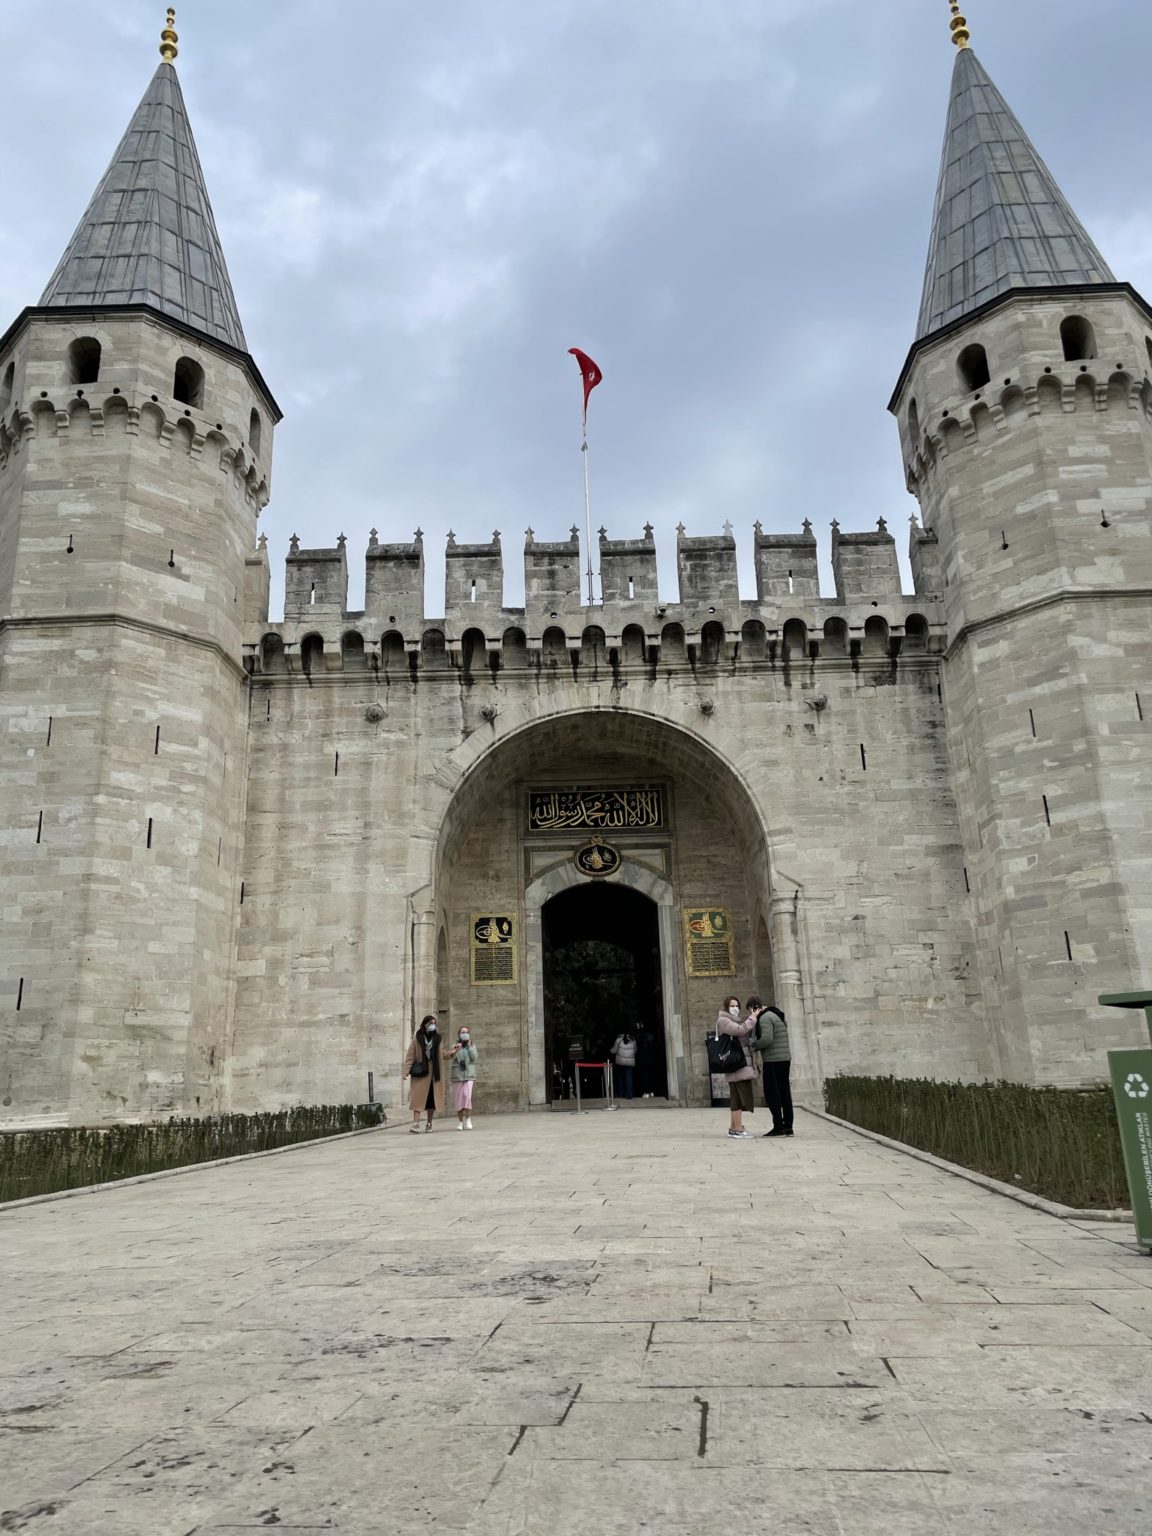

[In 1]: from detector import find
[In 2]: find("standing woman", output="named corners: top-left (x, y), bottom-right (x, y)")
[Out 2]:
top-left (450, 1027), bottom-right (479, 1130)
top-left (402, 1015), bottom-right (446, 1133)
top-left (610, 1030), bottom-right (637, 1101)
top-left (716, 994), bottom-right (758, 1140)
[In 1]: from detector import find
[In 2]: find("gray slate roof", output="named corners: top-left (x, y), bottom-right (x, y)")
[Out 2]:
top-left (39, 62), bottom-right (246, 351)
top-left (917, 47), bottom-right (1113, 339)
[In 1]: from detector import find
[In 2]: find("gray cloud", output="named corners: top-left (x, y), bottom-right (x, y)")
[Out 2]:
top-left (1, 0), bottom-right (1148, 614)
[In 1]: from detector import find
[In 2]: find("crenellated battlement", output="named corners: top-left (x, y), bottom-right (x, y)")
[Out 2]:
top-left (245, 517), bottom-right (944, 677)
top-left (0, 386), bottom-right (269, 510)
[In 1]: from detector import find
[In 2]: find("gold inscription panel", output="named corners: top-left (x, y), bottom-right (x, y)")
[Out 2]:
top-left (527, 787), bottom-right (664, 834)
top-left (684, 908), bottom-right (735, 978)
top-left (471, 914), bottom-right (517, 986)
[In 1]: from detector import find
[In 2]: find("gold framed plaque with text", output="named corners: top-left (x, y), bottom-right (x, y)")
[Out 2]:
top-left (684, 908), bottom-right (735, 978)
top-left (470, 914), bottom-right (517, 985)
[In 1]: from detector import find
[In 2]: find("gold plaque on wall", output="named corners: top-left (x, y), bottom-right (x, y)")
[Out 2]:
top-left (527, 787), bottom-right (664, 834)
top-left (684, 908), bottom-right (735, 977)
top-left (471, 914), bottom-right (517, 985)
top-left (573, 836), bottom-right (622, 878)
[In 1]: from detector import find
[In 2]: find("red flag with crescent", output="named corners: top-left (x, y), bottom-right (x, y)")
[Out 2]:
top-left (568, 347), bottom-right (603, 423)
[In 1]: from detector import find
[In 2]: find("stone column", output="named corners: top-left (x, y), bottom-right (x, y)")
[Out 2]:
top-left (411, 908), bottom-right (439, 1032)
top-left (770, 889), bottom-right (820, 1104)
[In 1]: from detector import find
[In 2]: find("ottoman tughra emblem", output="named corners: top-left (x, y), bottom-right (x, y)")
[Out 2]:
top-left (573, 835), bottom-right (622, 878)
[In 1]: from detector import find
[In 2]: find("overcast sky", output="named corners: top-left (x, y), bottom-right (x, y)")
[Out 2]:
top-left (2, 1), bottom-right (1149, 615)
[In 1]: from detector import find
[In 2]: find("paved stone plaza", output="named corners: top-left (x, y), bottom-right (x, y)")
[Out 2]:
top-left (3, 1109), bottom-right (1151, 1534)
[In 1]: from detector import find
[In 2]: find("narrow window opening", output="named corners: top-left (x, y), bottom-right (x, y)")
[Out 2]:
top-left (1064, 930), bottom-right (1072, 962)
top-left (67, 337), bottom-right (101, 386)
top-left (167, 549), bottom-right (175, 569)
top-left (1060, 315), bottom-right (1097, 362)
top-left (1146, 337), bottom-right (1152, 374)
top-left (248, 407), bottom-right (262, 457)
top-left (907, 397), bottom-right (921, 444)
top-left (154, 725), bottom-right (161, 755)
top-left (265, 696), bottom-right (271, 721)
top-left (217, 837), bottom-right (222, 866)
top-left (46, 717), bottom-right (53, 747)
top-left (334, 751), bottom-right (340, 777)
top-left (957, 342), bottom-right (991, 392)
top-left (1042, 794), bottom-right (1051, 827)
top-left (0, 360), bottom-right (14, 416)
top-left (240, 881), bottom-right (246, 905)
top-left (628, 576), bottom-right (635, 600)
top-left (1137, 692), bottom-right (1144, 722)
top-left (66, 534), bottom-right (74, 554)
top-left (787, 570), bottom-right (794, 595)
top-left (309, 583), bottom-right (316, 605)
top-left (146, 816), bottom-right (154, 849)
top-left (1028, 708), bottom-right (1036, 738)
top-left (36, 810), bottom-right (43, 844)
top-left (859, 743), bottom-right (867, 771)
top-left (470, 579), bottom-right (477, 603)
top-left (16, 978), bottom-right (24, 1011)
top-left (173, 356), bottom-right (205, 408)
top-left (963, 867), bottom-right (970, 893)
top-left (997, 946), bottom-right (1003, 974)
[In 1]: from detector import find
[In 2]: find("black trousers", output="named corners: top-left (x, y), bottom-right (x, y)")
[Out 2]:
top-left (762, 1060), bottom-right (793, 1131)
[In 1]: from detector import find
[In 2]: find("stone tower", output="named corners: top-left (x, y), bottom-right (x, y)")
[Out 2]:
top-left (0, 19), bottom-right (279, 1123)
top-left (890, 24), bottom-right (1152, 1083)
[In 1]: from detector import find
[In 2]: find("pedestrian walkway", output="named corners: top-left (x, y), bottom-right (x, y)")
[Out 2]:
top-left (2, 1108), bottom-right (1151, 1534)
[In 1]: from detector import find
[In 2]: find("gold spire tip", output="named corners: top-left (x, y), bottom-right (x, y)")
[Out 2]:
top-left (159, 8), bottom-right (179, 64)
top-left (948, 1), bottom-right (971, 49)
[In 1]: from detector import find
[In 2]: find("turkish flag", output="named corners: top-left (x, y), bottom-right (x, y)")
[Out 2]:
top-left (568, 347), bottom-right (603, 420)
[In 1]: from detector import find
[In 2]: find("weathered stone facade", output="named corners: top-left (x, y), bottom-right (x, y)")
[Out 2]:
top-left (1, 36), bottom-right (1150, 1125)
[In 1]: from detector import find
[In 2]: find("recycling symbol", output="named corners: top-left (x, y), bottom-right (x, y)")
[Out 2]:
top-left (1123, 1073), bottom-right (1149, 1100)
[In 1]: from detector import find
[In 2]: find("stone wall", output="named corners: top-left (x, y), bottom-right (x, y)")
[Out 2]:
top-left (894, 289), bottom-right (1152, 1082)
top-left (0, 311), bottom-right (273, 1124)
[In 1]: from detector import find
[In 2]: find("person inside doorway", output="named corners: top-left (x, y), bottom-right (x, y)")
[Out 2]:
top-left (449, 1027), bottom-right (478, 1129)
top-left (716, 995), bottom-right (757, 1139)
top-left (749, 996), bottom-right (793, 1137)
top-left (402, 1015), bottom-right (445, 1133)
top-left (610, 1030), bottom-right (637, 1100)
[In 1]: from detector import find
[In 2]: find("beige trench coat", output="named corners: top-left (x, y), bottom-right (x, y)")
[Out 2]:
top-left (403, 1033), bottom-right (447, 1113)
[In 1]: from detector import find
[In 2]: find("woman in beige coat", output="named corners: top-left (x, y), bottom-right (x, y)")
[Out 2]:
top-left (403, 1015), bottom-right (447, 1132)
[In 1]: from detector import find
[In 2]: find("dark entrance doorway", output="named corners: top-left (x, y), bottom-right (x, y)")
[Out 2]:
top-left (542, 884), bottom-right (667, 1103)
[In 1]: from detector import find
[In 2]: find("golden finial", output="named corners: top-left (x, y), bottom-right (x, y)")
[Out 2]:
top-left (159, 8), bottom-right (179, 64)
top-left (948, 0), bottom-right (971, 49)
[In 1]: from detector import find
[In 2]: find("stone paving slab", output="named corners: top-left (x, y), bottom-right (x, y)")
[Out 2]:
top-left (1, 1108), bottom-right (1151, 1534)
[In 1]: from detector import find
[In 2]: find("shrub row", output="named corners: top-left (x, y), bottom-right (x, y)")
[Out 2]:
top-left (0, 1104), bottom-right (384, 1204)
top-left (823, 1075), bottom-right (1127, 1210)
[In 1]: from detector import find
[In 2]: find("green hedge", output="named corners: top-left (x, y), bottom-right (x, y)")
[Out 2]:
top-left (0, 1104), bottom-right (384, 1204)
top-left (824, 1075), bottom-right (1127, 1210)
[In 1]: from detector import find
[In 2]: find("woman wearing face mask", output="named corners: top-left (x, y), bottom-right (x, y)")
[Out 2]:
top-left (449, 1027), bottom-right (479, 1130)
top-left (402, 1015), bottom-right (445, 1133)
top-left (716, 994), bottom-right (758, 1140)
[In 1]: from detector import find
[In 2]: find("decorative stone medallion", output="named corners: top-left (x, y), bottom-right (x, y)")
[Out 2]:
top-left (573, 835), bottom-right (622, 878)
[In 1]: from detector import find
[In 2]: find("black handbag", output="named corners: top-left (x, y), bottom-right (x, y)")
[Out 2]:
top-left (409, 1053), bottom-right (429, 1078)
top-left (706, 1032), bottom-right (745, 1074)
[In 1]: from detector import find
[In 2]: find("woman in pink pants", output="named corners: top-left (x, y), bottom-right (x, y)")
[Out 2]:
top-left (449, 1028), bottom-right (479, 1129)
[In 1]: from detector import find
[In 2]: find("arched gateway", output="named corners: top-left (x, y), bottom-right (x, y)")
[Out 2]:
top-left (419, 707), bottom-right (816, 1112)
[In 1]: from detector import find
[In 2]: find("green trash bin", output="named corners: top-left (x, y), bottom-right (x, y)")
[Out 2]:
top-left (1099, 993), bottom-right (1152, 1253)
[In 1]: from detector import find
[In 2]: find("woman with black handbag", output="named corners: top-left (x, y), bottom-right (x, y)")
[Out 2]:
top-left (402, 1015), bottom-right (446, 1133)
top-left (714, 995), bottom-right (758, 1140)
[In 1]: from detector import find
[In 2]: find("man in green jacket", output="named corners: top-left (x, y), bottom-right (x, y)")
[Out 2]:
top-left (750, 998), bottom-right (793, 1138)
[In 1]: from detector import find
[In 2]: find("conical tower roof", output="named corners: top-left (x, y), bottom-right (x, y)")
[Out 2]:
top-left (917, 46), bottom-right (1113, 340)
top-left (39, 60), bottom-right (246, 351)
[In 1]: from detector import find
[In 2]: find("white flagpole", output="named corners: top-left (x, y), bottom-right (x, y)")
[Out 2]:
top-left (582, 408), bottom-right (594, 607)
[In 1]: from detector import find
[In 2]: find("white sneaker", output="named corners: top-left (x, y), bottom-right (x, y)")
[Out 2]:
top-left (457, 1121), bottom-right (464, 1130)
top-left (465, 1117), bottom-right (473, 1130)
top-left (727, 1129), bottom-right (754, 1140)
